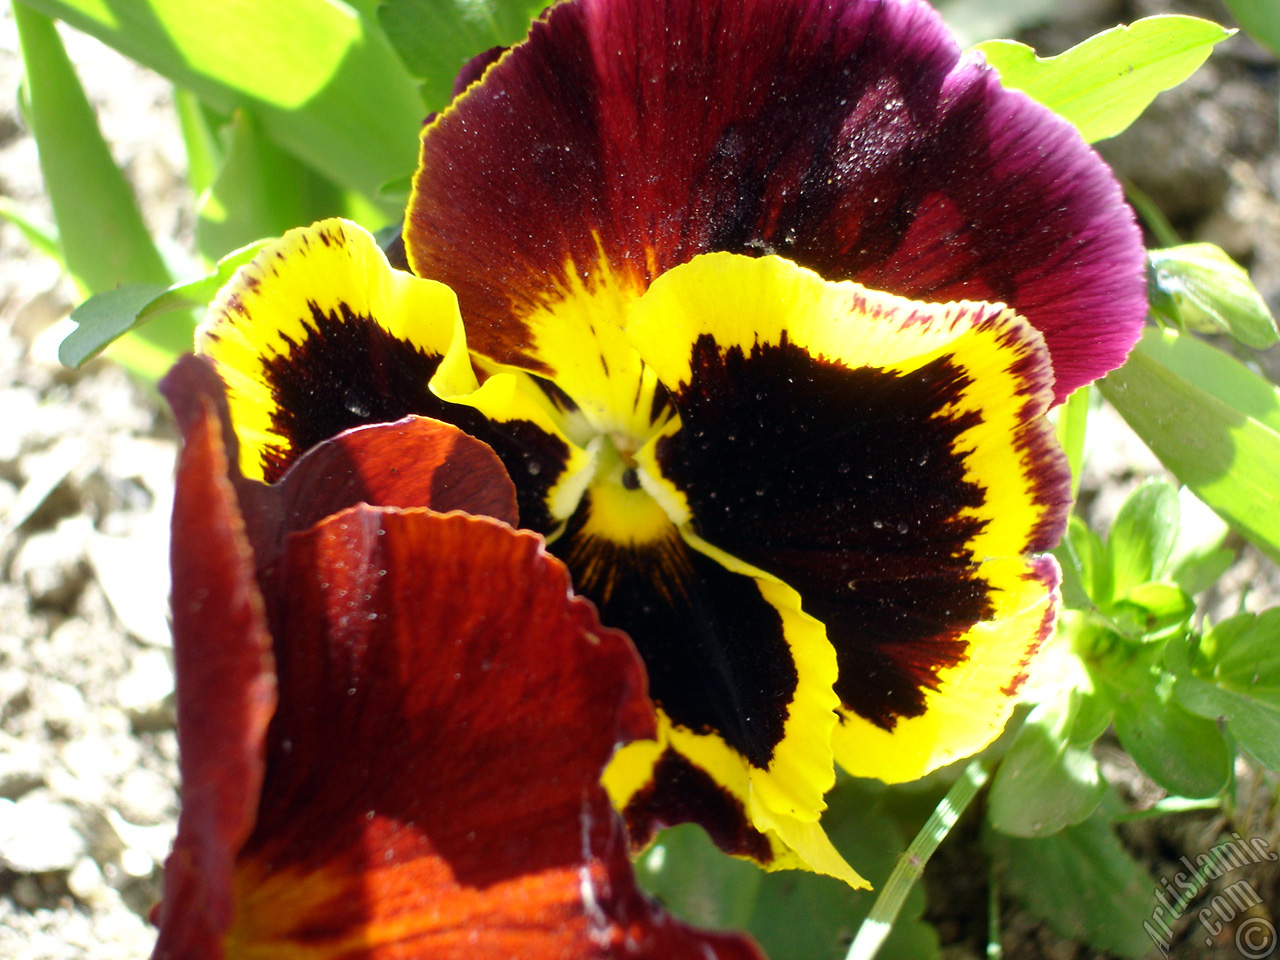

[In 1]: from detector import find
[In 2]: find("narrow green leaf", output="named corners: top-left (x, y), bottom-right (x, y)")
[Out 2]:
top-left (174, 89), bottom-right (224, 201)
top-left (196, 109), bottom-right (346, 262)
top-left (1125, 182), bottom-right (1183, 249)
top-left (59, 240), bottom-right (270, 368)
top-left (845, 764), bottom-right (985, 960)
top-left (1149, 244), bottom-right (1279, 349)
top-left (975, 16), bottom-right (1233, 143)
top-left (1220, 0), bottom-right (1280, 57)
top-left (0, 196), bottom-right (61, 261)
top-left (1055, 384), bottom-right (1091, 499)
top-left (988, 694), bottom-right (1105, 838)
top-left (1107, 479), bottom-right (1180, 597)
top-left (1099, 328), bottom-right (1280, 564)
top-left (14, 2), bottom-right (171, 293)
top-left (16, 0), bottom-right (423, 206)
top-left (379, 0), bottom-right (546, 110)
top-left (745, 779), bottom-right (939, 960)
top-left (987, 812), bottom-right (1155, 958)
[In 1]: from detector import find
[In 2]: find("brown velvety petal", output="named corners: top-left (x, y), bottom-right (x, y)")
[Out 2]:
top-left (152, 392), bottom-right (277, 960)
top-left (224, 507), bottom-right (760, 960)
top-left (161, 354), bottom-right (519, 570)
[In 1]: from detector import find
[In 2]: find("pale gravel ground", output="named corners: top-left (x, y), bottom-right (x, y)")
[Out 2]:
top-left (1, 2), bottom-right (1279, 959)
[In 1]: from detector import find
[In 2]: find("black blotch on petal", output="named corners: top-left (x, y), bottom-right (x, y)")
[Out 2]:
top-left (657, 335), bottom-right (991, 729)
top-left (257, 304), bottom-right (572, 532)
top-left (554, 501), bottom-right (796, 769)
top-left (623, 748), bottom-right (774, 863)
top-left (260, 301), bottom-right (453, 482)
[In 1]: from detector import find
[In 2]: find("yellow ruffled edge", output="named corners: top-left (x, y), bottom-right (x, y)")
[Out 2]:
top-left (197, 218), bottom-right (474, 482)
top-left (833, 555), bottom-right (1060, 782)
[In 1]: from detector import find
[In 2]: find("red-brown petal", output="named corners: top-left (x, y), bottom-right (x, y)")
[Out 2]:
top-left (153, 391), bottom-right (277, 960)
top-left (223, 507), bottom-right (756, 959)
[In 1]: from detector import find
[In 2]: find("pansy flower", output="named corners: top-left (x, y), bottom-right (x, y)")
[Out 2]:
top-left (153, 355), bottom-right (765, 959)
top-left (195, 0), bottom-right (1145, 883)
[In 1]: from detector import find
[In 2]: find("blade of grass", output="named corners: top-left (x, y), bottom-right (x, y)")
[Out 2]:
top-left (14, 2), bottom-right (196, 372)
top-left (0, 197), bottom-right (61, 261)
top-left (1056, 384), bottom-right (1091, 499)
top-left (174, 88), bottom-right (223, 202)
top-left (846, 759), bottom-right (991, 960)
top-left (15, 2), bottom-right (170, 294)
top-left (986, 867), bottom-right (1002, 960)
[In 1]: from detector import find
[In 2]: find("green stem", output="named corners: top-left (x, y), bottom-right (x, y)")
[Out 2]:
top-left (845, 759), bottom-right (990, 960)
top-left (986, 866), bottom-right (1002, 960)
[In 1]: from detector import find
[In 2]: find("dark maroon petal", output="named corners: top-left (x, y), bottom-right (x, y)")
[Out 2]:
top-left (153, 388), bottom-right (277, 960)
top-left (406, 0), bottom-right (1145, 399)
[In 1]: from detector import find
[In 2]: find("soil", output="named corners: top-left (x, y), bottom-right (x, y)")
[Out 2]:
top-left (1, 0), bottom-right (1278, 958)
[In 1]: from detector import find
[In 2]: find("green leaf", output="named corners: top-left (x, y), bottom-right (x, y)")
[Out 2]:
top-left (634, 824), bottom-right (763, 931)
top-left (1220, 0), bottom-right (1280, 57)
top-left (1112, 671), bottom-right (1231, 798)
top-left (14, 3), bottom-right (171, 293)
top-left (1107, 479), bottom-right (1180, 597)
top-left (59, 240), bottom-right (271, 368)
top-left (987, 811), bottom-right (1155, 958)
top-left (1176, 610), bottom-right (1280, 770)
top-left (16, 0), bottom-right (423, 206)
top-left (1058, 514), bottom-right (1113, 609)
top-left (1109, 581), bottom-right (1195, 640)
top-left (379, 0), bottom-right (546, 111)
top-left (975, 16), bottom-right (1233, 143)
top-left (988, 694), bottom-right (1106, 838)
top-left (1070, 689), bottom-right (1114, 746)
top-left (1099, 328), bottom-right (1280, 564)
top-left (1149, 244), bottom-right (1279, 349)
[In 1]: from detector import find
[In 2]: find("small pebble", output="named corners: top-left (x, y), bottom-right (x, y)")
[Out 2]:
top-left (0, 793), bottom-right (86, 873)
top-left (66, 856), bottom-right (107, 904)
top-left (116, 650), bottom-right (175, 732)
top-left (0, 735), bottom-right (47, 799)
